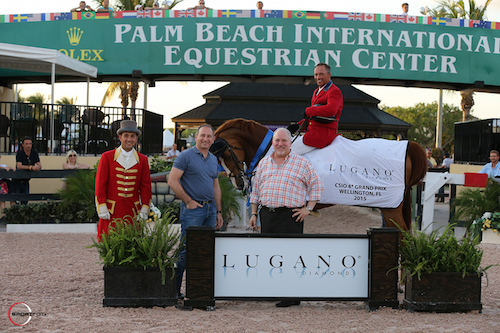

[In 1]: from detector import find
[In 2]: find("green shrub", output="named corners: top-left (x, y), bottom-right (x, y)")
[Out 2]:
top-left (150, 155), bottom-right (173, 173)
top-left (157, 201), bottom-right (180, 223)
top-left (398, 223), bottom-right (493, 281)
top-left (3, 200), bottom-right (96, 223)
top-left (219, 174), bottom-right (245, 230)
top-left (3, 164), bottom-right (98, 223)
top-left (452, 181), bottom-right (500, 231)
top-left (87, 210), bottom-right (182, 284)
top-left (57, 166), bottom-right (98, 221)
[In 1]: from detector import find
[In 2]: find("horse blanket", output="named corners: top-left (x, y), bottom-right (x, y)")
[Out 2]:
top-left (291, 136), bottom-right (408, 209)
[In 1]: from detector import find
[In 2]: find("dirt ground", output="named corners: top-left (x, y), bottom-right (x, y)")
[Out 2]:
top-left (1, 205), bottom-right (500, 332)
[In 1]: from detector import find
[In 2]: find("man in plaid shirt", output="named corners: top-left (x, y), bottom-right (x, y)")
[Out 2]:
top-left (249, 128), bottom-right (324, 306)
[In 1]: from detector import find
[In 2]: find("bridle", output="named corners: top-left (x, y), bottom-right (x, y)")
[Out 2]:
top-left (211, 130), bottom-right (273, 191)
top-left (210, 137), bottom-right (248, 188)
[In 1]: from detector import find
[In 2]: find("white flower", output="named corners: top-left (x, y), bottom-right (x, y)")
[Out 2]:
top-left (482, 212), bottom-right (492, 219)
top-left (150, 203), bottom-right (162, 219)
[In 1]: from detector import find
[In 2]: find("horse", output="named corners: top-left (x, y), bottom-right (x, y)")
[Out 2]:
top-left (211, 118), bottom-right (428, 234)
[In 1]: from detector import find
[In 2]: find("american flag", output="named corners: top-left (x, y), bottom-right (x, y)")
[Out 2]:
top-left (26, 13), bottom-right (48, 22)
top-left (177, 9), bottom-right (195, 18)
top-left (348, 13), bottom-right (364, 21)
top-left (444, 18), bottom-right (460, 27)
top-left (235, 10), bottom-right (252, 18)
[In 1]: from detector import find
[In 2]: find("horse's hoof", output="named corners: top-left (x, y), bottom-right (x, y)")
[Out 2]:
top-left (310, 210), bottom-right (321, 217)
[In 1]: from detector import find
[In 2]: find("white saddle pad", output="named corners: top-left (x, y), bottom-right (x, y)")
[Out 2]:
top-left (293, 136), bottom-right (408, 209)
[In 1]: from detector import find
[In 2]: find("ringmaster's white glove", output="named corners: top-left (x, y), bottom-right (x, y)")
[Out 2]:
top-left (97, 205), bottom-right (111, 220)
top-left (98, 211), bottom-right (111, 220)
top-left (138, 206), bottom-right (149, 221)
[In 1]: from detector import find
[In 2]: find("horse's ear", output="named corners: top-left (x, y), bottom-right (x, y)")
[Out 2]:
top-left (210, 138), bottom-right (227, 158)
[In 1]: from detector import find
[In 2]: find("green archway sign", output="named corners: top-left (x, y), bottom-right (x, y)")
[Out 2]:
top-left (1, 10), bottom-right (499, 91)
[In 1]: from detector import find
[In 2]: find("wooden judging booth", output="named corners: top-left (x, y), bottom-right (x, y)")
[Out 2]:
top-left (183, 227), bottom-right (399, 311)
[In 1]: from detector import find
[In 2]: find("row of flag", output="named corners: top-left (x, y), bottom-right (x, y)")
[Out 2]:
top-left (1, 10), bottom-right (499, 29)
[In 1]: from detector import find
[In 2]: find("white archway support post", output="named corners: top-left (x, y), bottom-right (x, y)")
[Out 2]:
top-left (421, 172), bottom-right (465, 233)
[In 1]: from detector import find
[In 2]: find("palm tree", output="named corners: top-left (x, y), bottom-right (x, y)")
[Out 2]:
top-left (98, 0), bottom-right (184, 119)
top-left (56, 96), bottom-right (77, 105)
top-left (427, 0), bottom-right (493, 121)
top-left (26, 92), bottom-right (48, 120)
top-left (101, 82), bottom-right (132, 118)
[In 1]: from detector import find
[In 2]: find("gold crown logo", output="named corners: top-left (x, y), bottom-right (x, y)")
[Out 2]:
top-left (66, 27), bottom-right (83, 46)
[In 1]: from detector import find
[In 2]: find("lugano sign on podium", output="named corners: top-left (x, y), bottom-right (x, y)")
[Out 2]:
top-left (183, 226), bottom-right (399, 310)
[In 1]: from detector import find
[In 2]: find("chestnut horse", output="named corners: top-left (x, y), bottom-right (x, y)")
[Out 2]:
top-left (211, 118), bottom-right (427, 234)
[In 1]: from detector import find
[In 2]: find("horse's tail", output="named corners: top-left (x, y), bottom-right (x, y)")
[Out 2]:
top-left (402, 142), bottom-right (428, 230)
top-left (407, 142), bottom-right (428, 187)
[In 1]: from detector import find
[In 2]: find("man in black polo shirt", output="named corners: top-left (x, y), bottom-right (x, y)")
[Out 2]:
top-left (14, 137), bottom-right (42, 204)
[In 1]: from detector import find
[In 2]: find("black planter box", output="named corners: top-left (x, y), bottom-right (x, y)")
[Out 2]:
top-left (403, 272), bottom-right (482, 313)
top-left (103, 266), bottom-right (177, 307)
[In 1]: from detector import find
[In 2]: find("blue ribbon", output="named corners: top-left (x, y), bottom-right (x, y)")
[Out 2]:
top-left (246, 129), bottom-right (273, 177)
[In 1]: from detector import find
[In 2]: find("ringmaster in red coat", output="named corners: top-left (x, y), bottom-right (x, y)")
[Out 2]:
top-left (295, 63), bottom-right (343, 154)
top-left (95, 120), bottom-right (152, 241)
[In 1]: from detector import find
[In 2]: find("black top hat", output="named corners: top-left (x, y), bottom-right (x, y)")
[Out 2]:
top-left (117, 120), bottom-right (141, 135)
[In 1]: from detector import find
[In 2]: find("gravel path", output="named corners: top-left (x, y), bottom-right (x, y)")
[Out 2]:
top-left (1, 205), bottom-right (499, 332)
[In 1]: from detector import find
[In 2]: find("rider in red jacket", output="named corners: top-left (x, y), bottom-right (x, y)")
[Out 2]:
top-left (292, 63), bottom-right (343, 154)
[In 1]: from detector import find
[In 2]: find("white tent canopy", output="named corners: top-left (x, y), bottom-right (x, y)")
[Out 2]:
top-left (163, 129), bottom-right (174, 151)
top-left (0, 42), bottom-right (97, 78)
top-left (0, 42), bottom-right (98, 151)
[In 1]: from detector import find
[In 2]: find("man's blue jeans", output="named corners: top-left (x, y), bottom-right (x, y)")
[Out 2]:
top-left (176, 201), bottom-right (217, 294)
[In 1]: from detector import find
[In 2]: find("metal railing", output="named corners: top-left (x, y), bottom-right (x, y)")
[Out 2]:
top-left (0, 102), bottom-right (163, 155)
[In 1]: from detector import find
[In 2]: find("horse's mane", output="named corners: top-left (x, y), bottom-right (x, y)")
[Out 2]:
top-left (214, 118), bottom-right (265, 137)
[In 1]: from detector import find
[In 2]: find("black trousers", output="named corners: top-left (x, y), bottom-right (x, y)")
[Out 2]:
top-left (11, 180), bottom-right (29, 205)
top-left (260, 207), bottom-right (303, 234)
top-left (260, 206), bottom-right (303, 305)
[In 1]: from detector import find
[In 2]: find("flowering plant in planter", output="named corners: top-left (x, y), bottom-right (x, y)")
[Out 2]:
top-left (470, 212), bottom-right (500, 240)
top-left (87, 207), bottom-right (181, 285)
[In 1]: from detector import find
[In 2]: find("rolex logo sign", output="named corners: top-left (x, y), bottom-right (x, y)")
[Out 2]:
top-left (60, 26), bottom-right (104, 61)
top-left (67, 27), bottom-right (83, 46)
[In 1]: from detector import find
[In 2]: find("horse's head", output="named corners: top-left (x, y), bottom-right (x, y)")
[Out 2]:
top-left (211, 119), bottom-right (270, 191)
top-left (210, 136), bottom-right (248, 191)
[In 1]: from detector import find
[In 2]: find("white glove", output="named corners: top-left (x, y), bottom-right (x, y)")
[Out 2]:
top-left (138, 206), bottom-right (149, 221)
top-left (96, 204), bottom-right (110, 220)
top-left (98, 212), bottom-right (110, 220)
